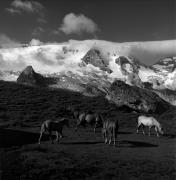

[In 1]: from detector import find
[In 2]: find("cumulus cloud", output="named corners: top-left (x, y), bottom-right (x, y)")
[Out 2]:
top-left (29, 39), bottom-right (43, 46)
top-left (59, 13), bottom-right (99, 35)
top-left (127, 40), bottom-right (176, 65)
top-left (6, 7), bottom-right (21, 14)
top-left (32, 27), bottom-right (45, 37)
top-left (7, 0), bottom-right (44, 14)
top-left (6, 0), bottom-right (46, 23)
top-left (0, 33), bottom-right (22, 48)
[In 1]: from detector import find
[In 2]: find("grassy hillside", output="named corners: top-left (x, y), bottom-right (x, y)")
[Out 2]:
top-left (0, 80), bottom-right (175, 179)
top-left (0, 80), bottom-right (119, 128)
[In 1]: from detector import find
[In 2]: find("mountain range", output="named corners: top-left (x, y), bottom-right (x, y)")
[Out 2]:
top-left (0, 40), bottom-right (175, 112)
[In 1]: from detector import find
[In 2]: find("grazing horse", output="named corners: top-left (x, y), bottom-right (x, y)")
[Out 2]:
top-left (102, 118), bottom-right (119, 146)
top-left (38, 118), bottom-right (69, 144)
top-left (76, 112), bottom-right (104, 132)
top-left (136, 115), bottom-right (164, 137)
top-left (67, 106), bottom-right (103, 132)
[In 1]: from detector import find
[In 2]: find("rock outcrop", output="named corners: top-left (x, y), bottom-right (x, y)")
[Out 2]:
top-left (115, 56), bottom-right (143, 87)
top-left (106, 80), bottom-right (169, 113)
top-left (82, 49), bottom-right (112, 74)
top-left (17, 66), bottom-right (55, 86)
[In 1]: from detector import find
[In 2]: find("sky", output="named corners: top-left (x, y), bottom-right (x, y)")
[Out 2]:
top-left (0, 0), bottom-right (175, 65)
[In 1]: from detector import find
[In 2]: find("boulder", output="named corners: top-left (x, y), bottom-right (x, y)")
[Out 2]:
top-left (106, 80), bottom-right (169, 113)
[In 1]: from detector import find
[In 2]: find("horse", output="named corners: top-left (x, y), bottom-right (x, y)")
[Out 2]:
top-left (76, 112), bottom-right (104, 132)
top-left (67, 106), bottom-right (104, 132)
top-left (102, 118), bottom-right (119, 146)
top-left (136, 115), bottom-right (164, 137)
top-left (38, 118), bottom-right (70, 144)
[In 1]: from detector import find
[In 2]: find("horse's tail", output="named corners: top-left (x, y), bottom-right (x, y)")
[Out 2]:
top-left (97, 113), bottom-right (104, 123)
top-left (40, 122), bottom-right (47, 133)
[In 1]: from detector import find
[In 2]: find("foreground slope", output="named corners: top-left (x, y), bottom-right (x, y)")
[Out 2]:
top-left (0, 80), bottom-right (175, 180)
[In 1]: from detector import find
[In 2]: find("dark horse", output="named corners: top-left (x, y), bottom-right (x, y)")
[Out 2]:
top-left (67, 106), bottom-right (104, 132)
top-left (38, 118), bottom-right (70, 144)
top-left (102, 118), bottom-right (119, 146)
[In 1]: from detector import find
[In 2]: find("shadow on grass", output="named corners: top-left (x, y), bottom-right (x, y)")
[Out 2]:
top-left (0, 128), bottom-right (50, 148)
top-left (62, 141), bottom-right (103, 145)
top-left (163, 133), bottom-right (176, 139)
top-left (62, 140), bottom-right (157, 148)
top-left (0, 128), bottom-right (158, 148)
top-left (118, 131), bottom-right (133, 135)
top-left (119, 140), bottom-right (158, 148)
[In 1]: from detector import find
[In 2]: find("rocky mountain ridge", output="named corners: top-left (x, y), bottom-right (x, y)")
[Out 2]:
top-left (0, 41), bottom-right (176, 111)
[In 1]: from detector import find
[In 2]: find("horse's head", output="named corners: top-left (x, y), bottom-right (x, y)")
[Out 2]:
top-left (66, 106), bottom-right (73, 113)
top-left (158, 125), bottom-right (164, 135)
top-left (95, 113), bottom-right (104, 127)
top-left (61, 118), bottom-right (70, 128)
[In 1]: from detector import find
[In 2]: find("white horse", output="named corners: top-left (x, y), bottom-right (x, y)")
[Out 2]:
top-left (136, 115), bottom-right (164, 137)
top-left (102, 118), bottom-right (119, 146)
top-left (38, 118), bottom-right (70, 144)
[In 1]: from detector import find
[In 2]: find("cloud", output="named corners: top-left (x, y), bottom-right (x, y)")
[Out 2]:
top-left (8, 0), bottom-right (43, 14)
top-left (6, 0), bottom-right (46, 23)
top-left (59, 13), bottom-right (99, 35)
top-left (127, 40), bottom-right (176, 65)
top-left (37, 17), bottom-right (47, 23)
top-left (29, 39), bottom-right (43, 46)
top-left (6, 8), bottom-right (21, 14)
top-left (32, 27), bottom-right (45, 37)
top-left (0, 33), bottom-right (22, 48)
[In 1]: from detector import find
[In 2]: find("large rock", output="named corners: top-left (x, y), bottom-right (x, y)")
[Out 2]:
top-left (17, 66), bottom-right (55, 86)
top-left (106, 80), bottom-right (169, 113)
top-left (115, 56), bottom-right (143, 87)
top-left (82, 49), bottom-right (112, 73)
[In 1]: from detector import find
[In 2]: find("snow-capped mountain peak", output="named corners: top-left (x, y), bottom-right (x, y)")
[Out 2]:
top-left (0, 40), bottom-right (176, 93)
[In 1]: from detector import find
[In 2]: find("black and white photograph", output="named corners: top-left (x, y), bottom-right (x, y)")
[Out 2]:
top-left (0, 0), bottom-right (175, 179)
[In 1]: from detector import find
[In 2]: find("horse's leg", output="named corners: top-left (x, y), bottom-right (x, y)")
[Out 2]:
top-left (75, 121), bottom-right (79, 131)
top-left (142, 125), bottom-right (145, 135)
top-left (109, 131), bottom-right (112, 145)
top-left (38, 125), bottom-right (45, 144)
top-left (55, 131), bottom-right (59, 142)
top-left (38, 131), bottom-right (43, 144)
top-left (59, 131), bottom-right (63, 139)
top-left (75, 120), bottom-right (81, 131)
top-left (115, 127), bottom-right (119, 147)
top-left (155, 127), bottom-right (159, 137)
top-left (148, 126), bottom-right (151, 136)
top-left (113, 128), bottom-right (116, 146)
top-left (103, 129), bottom-right (108, 144)
top-left (56, 131), bottom-right (63, 143)
top-left (109, 136), bottom-right (112, 145)
top-left (94, 122), bottom-right (97, 133)
top-left (136, 123), bottom-right (141, 134)
top-left (49, 131), bottom-right (54, 144)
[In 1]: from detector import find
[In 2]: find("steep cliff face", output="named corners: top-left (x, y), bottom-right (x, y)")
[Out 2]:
top-left (105, 80), bottom-right (168, 113)
top-left (17, 66), bottom-right (56, 86)
top-left (82, 48), bottom-right (112, 74)
top-left (0, 41), bottom-right (176, 109)
top-left (115, 56), bottom-right (143, 87)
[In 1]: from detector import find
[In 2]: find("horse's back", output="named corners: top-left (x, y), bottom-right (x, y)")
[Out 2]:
top-left (138, 115), bottom-right (156, 126)
top-left (103, 118), bottom-right (118, 130)
top-left (79, 112), bottom-right (86, 121)
top-left (43, 120), bottom-right (52, 127)
top-left (85, 114), bottom-right (95, 123)
top-left (103, 118), bottom-right (119, 138)
top-left (42, 120), bottom-right (60, 131)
